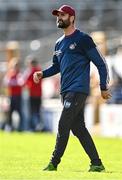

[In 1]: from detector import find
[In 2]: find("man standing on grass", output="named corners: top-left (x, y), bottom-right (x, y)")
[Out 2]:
top-left (33, 5), bottom-right (111, 172)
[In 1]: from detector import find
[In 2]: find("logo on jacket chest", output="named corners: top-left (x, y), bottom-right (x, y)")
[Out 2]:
top-left (54, 50), bottom-right (62, 56)
top-left (54, 42), bottom-right (77, 57)
top-left (69, 42), bottom-right (77, 50)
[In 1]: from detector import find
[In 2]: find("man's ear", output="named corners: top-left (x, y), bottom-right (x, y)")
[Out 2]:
top-left (70, 16), bottom-right (75, 23)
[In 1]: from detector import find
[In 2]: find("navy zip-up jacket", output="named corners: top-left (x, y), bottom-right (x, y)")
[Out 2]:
top-left (43, 29), bottom-right (109, 94)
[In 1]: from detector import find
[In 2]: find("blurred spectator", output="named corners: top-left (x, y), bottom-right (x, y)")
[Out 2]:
top-left (108, 45), bottom-right (122, 104)
top-left (24, 55), bottom-right (43, 131)
top-left (89, 31), bottom-right (108, 124)
top-left (3, 58), bottom-right (24, 131)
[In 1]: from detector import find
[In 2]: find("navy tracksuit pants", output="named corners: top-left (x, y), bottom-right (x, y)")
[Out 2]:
top-left (51, 92), bottom-right (102, 167)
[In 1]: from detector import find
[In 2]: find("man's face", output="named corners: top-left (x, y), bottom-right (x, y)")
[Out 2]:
top-left (56, 12), bottom-right (72, 28)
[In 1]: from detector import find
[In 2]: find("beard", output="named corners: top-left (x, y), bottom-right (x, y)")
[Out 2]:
top-left (57, 19), bottom-right (71, 29)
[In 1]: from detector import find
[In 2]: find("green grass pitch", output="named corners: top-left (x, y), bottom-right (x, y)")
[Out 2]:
top-left (0, 131), bottom-right (122, 180)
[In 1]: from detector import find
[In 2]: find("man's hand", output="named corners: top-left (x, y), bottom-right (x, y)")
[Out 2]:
top-left (101, 90), bottom-right (112, 100)
top-left (33, 71), bottom-right (43, 83)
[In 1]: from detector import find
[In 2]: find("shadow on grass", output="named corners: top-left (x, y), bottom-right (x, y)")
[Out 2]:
top-left (69, 170), bottom-right (122, 174)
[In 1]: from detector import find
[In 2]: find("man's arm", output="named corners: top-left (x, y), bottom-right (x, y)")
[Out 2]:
top-left (33, 55), bottom-right (60, 83)
top-left (82, 34), bottom-right (111, 99)
top-left (87, 47), bottom-right (109, 90)
top-left (87, 47), bottom-right (111, 99)
top-left (42, 61), bottom-right (60, 78)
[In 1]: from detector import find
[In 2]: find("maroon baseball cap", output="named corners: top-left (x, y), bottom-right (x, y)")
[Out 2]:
top-left (52, 5), bottom-right (75, 16)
